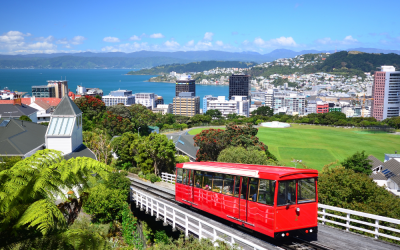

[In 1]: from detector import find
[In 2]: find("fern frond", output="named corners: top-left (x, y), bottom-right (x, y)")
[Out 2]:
top-left (15, 199), bottom-right (67, 235)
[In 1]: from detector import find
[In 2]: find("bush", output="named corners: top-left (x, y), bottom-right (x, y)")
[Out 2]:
top-left (19, 115), bottom-right (32, 122)
top-left (217, 146), bottom-right (269, 165)
top-left (128, 167), bottom-right (140, 174)
top-left (84, 184), bottom-right (127, 223)
top-left (154, 230), bottom-right (170, 245)
top-left (149, 173), bottom-right (161, 183)
top-left (175, 155), bottom-right (190, 163)
top-left (104, 171), bottom-right (131, 197)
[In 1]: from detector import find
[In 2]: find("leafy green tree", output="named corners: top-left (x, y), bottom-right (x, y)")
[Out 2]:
top-left (205, 109), bottom-right (223, 120)
top-left (106, 104), bottom-right (131, 119)
top-left (74, 95), bottom-right (106, 131)
top-left (189, 114), bottom-right (212, 124)
top-left (218, 146), bottom-right (268, 165)
top-left (0, 149), bottom-right (110, 246)
top-left (19, 115), bottom-right (32, 122)
top-left (251, 106), bottom-right (273, 117)
top-left (0, 156), bottom-right (22, 171)
top-left (102, 111), bottom-right (135, 137)
top-left (103, 171), bottom-right (131, 198)
top-left (340, 151), bottom-right (372, 175)
top-left (83, 129), bottom-right (113, 164)
top-left (112, 132), bottom-right (139, 168)
top-left (83, 184), bottom-right (126, 223)
top-left (134, 134), bottom-right (176, 175)
top-left (175, 155), bottom-right (190, 163)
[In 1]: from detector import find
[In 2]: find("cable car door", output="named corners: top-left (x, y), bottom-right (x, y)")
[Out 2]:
top-left (239, 176), bottom-right (249, 222)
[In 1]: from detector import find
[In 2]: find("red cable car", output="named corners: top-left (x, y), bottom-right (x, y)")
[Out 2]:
top-left (175, 162), bottom-right (318, 238)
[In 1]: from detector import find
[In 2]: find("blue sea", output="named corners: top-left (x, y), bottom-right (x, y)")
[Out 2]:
top-left (0, 69), bottom-right (229, 109)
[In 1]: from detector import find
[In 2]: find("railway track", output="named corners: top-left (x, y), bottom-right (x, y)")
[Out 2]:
top-left (129, 178), bottom-right (334, 250)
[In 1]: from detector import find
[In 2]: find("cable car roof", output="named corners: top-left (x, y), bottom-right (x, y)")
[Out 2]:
top-left (180, 162), bottom-right (318, 180)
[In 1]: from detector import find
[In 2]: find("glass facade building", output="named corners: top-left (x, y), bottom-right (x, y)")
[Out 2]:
top-left (32, 85), bottom-right (56, 98)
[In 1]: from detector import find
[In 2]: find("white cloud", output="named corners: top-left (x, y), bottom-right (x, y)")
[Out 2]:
top-left (103, 36), bottom-right (120, 43)
top-left (0, 31), bottom-right (29, 43)
top-left (186, 40), bottom-right (194, 46)
top-left (36, 36), bottom-right (55, 43)
top-left (164, 40), bottom-right (180, 48)
top-left (316, 35), bottom-right (359, 45)
top-left (130, 35), bottom-right (141, 41)
top-left (101, 42), bottom-right (150, 52)
top-left (216, 41), bottom-right (224, 46)
top-left (149, 33), bottom-right (164, 38)
top-left (344, 35), bottom-right (358, 43)
top-left (56, 38), bottom-right (68, 44)
top-left (253, 36), bottom-right (297, 47)
top-left (203, 32), bottom-right (214, 41)
top-left (71, 36), bottom-right (86, 45)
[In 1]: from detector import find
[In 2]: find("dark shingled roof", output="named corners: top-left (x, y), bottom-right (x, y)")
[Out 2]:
top-left (52, 95), bottom-right (82, 116)
top-left (64, 144), bottom-right (96, 161)
top-left (0, 104), bottom-right (38, 118)
top-left (370, 172), bottom-right (387, 181)
top-left (0, 119), bottom-right (46, 156)
top-left (381, 159), bottom-right (400, 186)
top-left (368, 155), bottom-right (383, 169)
top-left (169, 134), bottom-right (198, 160)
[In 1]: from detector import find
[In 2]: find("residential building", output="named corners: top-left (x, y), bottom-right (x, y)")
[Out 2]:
top-left (152, 104), bottom-right (172, 115)
top-left (372, 66), bottom-right (400, 121)
top-left (29, 99), bottom-right (52, 123)
top-left (102, 89), bottom-right (135, 106)
top-left (229, 74), bottom-right (251, 102)
top-left (369, 155), bottom-right (400, 196)
top-left (176, 78), bottom-right (196, 97)
top-left (203, 95), bottom-right (218, 113)
top-left (76, 85), bottom-right (103, 97)
top-left (316, 101), bottom-right (329, 114)
top-left (273, 93), bottom-right (305, 115)
top-left (328, 103), bottom-right (341, 112)
top-left (265, 89), bottom-right (274, 108)
top-left (135, 93), bottom-right (156, 109)
top-left (172, 92), bottom-right (200, 117)
top-left (0, 101), bottom-right (38, 122)
top-left (32, 85), bottom-right (56, 98)
top-left (47, 80), bottom-right (68, 98)
top-left (306, 100), bottom-right (317, 114)
top-left (207, 96), bottom-right (249, 117)
top-left (0, 119), bottom-right (47, 158)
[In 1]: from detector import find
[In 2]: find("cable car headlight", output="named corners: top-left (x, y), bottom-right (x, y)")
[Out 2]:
top-left (310, 229), bottom-right (313, 233)
top-left (281, 233), bottom-right (285, 237)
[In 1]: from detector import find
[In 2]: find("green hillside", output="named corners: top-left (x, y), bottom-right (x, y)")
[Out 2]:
top-left (127, 61), bottom-right (256, 75)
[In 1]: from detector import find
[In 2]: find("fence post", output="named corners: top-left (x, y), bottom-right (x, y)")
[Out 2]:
top-left (375, 220), bottom-right (379, 239)
top-left (140, 194), bottom-right (144, 211)
top-left (156, 200), bottom-right (160, 221)
top-left (151, 198), bottom-right (154, 216)
top-left (145, 196), bottom-right (149, 214)
top-left (136, 192), bottom-right (139, 208)
top-left (199, 221), bottom-right (202, 239)
top-left (322, 208), bottom-right (326, 225)
top-left (346, 213), bottom-right (350, 232)
top-left (213, 228), bottom-right (217, 241)
top-left (172, 209), bottom-right (176, 231)
top-left (163, 204), bottom-right (168, 226)
top-left (185, 215), bottom-right (189, 238)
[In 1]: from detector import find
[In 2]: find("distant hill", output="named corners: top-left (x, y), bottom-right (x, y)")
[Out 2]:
top-left (1, 48), bottom-right (400, 69)
top-left (127, 61), bottom-right (256, 75)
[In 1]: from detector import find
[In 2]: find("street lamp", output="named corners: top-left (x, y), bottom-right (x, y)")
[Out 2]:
top-left (138, 127), bottom-right (141, 137)
top-left (292, 159), bottom-right (302, 168)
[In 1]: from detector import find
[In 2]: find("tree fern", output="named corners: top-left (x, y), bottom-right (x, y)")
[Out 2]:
top-left (0, 149), bottom-right (111, 245)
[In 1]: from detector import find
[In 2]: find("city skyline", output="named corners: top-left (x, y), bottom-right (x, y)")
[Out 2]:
top-left (1, 0), bottom-right (400, 55)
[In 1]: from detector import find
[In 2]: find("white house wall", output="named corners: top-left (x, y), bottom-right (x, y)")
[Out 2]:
top-left (47, 137), bottom-right (72, 154)
top-left (29, 112), bottom-right (37, 123)
top-left (71, 115), bottom-right (83, 151)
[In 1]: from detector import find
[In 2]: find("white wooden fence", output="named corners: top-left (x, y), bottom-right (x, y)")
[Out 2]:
top-left (131, 187), bottom-right (270, 250)
top-left (160, 172), bottom-right (400, 243)
top-left (318, 204), bottom-right (400, 242)
top-left (161, 172), bottom-right (176, 184)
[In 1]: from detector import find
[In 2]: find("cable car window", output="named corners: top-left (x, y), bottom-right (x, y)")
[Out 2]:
top-left (240, 177), bottom-right (249, 199)
top-left (176, 168), bottom-right (183, 184)
top-left (277, 180), bottom-right (296, 206)
top-left (234, 176), bottom-right (241, 198)
top-left (182, 169), bottom-right (189, 185)
top-left (258, 179), bottom-right (275, 206)
top-left (212, 173), bottom-right (223, 193)
top-left (222, 175), bottom-right (234, 196)
top-left (203, 172), bottom-right (213, 191)
top-left (194, 171), bottom-right (203, 188)
top-left (248, 178), bottom-right (259, 202)
top-left (298, 178), bottom-right (316, 204)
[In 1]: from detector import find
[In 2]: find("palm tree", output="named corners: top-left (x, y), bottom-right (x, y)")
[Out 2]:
top-left (0, 149), bottom-right (111, 248)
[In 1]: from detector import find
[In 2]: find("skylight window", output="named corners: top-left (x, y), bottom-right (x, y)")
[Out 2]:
top-left (382, 169), bottom-right (396, 179)
top-left (47, 117), bottom-right (74, 136)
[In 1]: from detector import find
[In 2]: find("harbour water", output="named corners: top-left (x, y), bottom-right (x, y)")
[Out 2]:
top-left (0, 69), bottom-right (229, 109)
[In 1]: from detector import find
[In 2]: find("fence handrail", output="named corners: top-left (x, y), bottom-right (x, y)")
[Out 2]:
top-left (161, 172), bottom-right (175, 184)
top-left (131, 187), bottom-right (269, 250)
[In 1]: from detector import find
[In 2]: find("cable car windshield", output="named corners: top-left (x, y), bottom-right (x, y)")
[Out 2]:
top-left (298, 178), bottom-right (316, 203)
top-left (277, 180), bottom-right (296, 206)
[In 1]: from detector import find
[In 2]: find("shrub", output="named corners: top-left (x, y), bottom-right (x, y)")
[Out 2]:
top-left (104, 171), bottom-right (131, 197)
top-left (154, 230), bottom-right (170, 245)
top-left (84, 184), bottom-right (126, 223)
top-left (175, 155), bottom-right (190, 163)
top-left (19, 115), bottom-right (32, 122)
top-left (149, 173), bottom-right (161, 183)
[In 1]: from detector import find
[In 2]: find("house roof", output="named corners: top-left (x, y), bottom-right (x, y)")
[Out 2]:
top-left (370, 172), bottom-right (387, 181)
top-left (381, 159), bottom-right (400, 186)
top-left (64, 144), bottom-right (96, 161)
top-left (169, 134), bottom-right (198, 160)
top-left (0, 119), bottom-right (46, 156)
top-left (52, 95), bottom-right (82, 116)
top-left (0, 100), bottom-right (14, 104)
top-left (0, 104), bottom-right (38, 118)
top-left (32, 99), bottom-right (51, 110)
top-left (368, 155), bottom-right (383, 169)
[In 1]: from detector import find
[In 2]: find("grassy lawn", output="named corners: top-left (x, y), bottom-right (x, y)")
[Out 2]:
top-left (257, 124), bottom-right (400, 171)
top-left (188, 127), bottom-right (226, 135)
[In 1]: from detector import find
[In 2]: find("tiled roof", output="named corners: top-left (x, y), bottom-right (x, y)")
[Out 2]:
top-left (0, 100), bottom-right (14, 104)
top-left (32, 99), bottom-right (51, 110)
top-left (381, 159), bottom-right (400, 186)
top-left (368, 155), bottom-right (383, 169)
top-left (36, 98), bottom-right (61, 107)
top-left (370, 172), bottom-right (387, 181)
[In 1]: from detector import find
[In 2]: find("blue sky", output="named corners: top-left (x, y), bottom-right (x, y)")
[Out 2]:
top-left (1, 0), bottom-right (400, 54)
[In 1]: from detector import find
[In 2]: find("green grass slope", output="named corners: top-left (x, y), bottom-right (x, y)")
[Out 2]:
top-left (257, 124), bottom-right (400, 170)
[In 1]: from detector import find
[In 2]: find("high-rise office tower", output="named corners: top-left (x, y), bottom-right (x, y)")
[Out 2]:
top-left (47, 80), bottom-right (68, 98)
top-left (229, 74), bottom-right (251, 103)
top-left (172, 92), bottom-right (200, 117)
top-left (372, 66), bottom-right (400, 121)
top-left (176, 78), bottom-right (195, 97)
